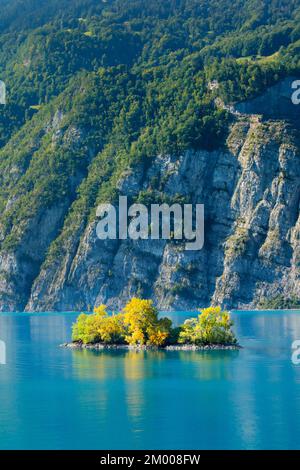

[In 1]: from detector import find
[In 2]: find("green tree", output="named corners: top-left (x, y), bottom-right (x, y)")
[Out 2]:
top-left (179, 306), bottom-right (237, 345)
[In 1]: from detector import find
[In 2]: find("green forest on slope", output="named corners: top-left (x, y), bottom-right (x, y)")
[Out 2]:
top-left (0, 0), bottom-right (299, 309)
top-left (0, 0), bottom-right (299, 147)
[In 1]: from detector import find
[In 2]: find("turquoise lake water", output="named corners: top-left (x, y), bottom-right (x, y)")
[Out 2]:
top-left (0, 310), bottom-right (300, 450)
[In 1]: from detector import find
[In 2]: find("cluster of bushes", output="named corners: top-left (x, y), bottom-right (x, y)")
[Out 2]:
top-left (178, 307), bottom-right (237, 345)
top-left (72, 298), bottom-right (237, 347)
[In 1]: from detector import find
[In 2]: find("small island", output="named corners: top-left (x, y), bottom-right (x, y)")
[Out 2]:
top-left (62, 298), bottom-right (241, 351)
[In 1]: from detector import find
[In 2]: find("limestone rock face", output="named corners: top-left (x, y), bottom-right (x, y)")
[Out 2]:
top-left (21, 118), bottom-right (299, 312)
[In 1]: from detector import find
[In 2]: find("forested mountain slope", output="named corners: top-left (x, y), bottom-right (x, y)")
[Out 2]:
top-left (0, 0), bottom-right (299, 311)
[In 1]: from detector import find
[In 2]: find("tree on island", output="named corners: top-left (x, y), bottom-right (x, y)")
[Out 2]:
top-left (178, 306), bottom-right (237, 345)
top-left (72, 299), bottom-right (237, 347)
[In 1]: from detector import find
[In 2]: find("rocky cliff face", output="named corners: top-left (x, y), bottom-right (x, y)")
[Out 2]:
top-left (19, 116), bottom-right (299, 312)
top-left (0, 80), bottom-right (299, 312)
top-left (0, 1), bottom-right (299, 313)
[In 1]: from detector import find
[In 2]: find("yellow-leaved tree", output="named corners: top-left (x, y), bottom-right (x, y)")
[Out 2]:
top-left (72, 306), bottom-right (108, 344)
top-left (122, 298), bottom-right (171, 346)
top-left (72, 300), bottom-right (236, 347)
top-left (72, 304), bottom-right (125, 344)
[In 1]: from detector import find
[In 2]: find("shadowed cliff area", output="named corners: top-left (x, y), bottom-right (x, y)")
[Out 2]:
top-left (235, 76), bottom-right (300, 123)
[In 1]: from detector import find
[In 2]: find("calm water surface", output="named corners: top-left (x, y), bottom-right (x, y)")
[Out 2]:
top-left (0, 310), bottom-right (300, 450)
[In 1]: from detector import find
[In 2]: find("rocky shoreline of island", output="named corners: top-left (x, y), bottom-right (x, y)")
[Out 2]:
top-left (61, 341), bottom-right (241, 351)
top-left (65, 300), bottom-right (242, 352)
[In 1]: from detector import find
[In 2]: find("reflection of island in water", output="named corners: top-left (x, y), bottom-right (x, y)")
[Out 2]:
top-left (71, 348), bottom-right (240, 382)
top-left (70, 347), bottom-right (241, 447)
top-left (1, 311), bottom-right (300, 449)
top-left (67, 311), bottom-right (300, 449)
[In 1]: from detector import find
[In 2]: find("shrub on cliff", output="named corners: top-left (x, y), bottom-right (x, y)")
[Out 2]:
top-left (178, 306), bottom-right (237, 345)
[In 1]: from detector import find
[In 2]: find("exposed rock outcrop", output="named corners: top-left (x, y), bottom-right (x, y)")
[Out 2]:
top-left (23, 118), bottom-right (300, 311)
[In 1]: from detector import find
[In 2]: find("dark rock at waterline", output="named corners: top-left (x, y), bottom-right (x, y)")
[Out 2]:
top-left (60, 342), bottom-right (242, 351)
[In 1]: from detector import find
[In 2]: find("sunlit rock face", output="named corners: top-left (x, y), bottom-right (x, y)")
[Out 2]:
top-left (23, 118), bottom-right (299, 312)
top-left (0, 92), bottom-right (299, 312)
